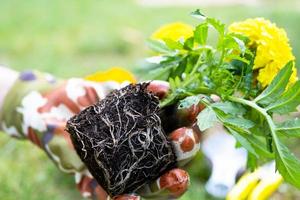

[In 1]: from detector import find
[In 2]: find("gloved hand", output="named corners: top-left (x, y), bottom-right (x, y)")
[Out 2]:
top-left (0, 68), bottom-right (203, 200)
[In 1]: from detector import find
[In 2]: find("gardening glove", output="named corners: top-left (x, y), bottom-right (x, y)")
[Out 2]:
top-left (226, 161), bottom-right (283, 200)
top-left (0, 68), bottom-right (202, 200)
top-left (0, 68), bottom-right (129, 199)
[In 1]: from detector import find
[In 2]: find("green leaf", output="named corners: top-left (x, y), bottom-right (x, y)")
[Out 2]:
top-left (143, 65), bottom-right (171, 80)
top-left (275, 140), bottom-right (300, 188)
top-left (146, 39), bottom-right (174, 54)
top-left (191, 9), bottom-right (206, 20)
top-left (255, 61), bottom-right (293, 105)
top-left (247, 134), bottom-right (274, 158)
top-left (228, 86), bottom-right (300, 189)
top-left (178, 95), bottom-right (206, 109)
top-left (211, 101), bottom-right (246, 115)
top-left (163, 38), bottom-right (183, 50)
top-left (196, 107), bottom-right (218, 131)
top-left (194, 23), bottom-right (208, 45)
top-left (267, 81), bottom-right (300, 114)
top-left (224, 117), bottom-right (255, 129)
top-left (169, 77), bottom-right (177, 91)
top-left (221, 35), bottom-right (246, 54)
top-left (228, 127), bottom-right (273, 159)
top-left (247, 153), bottom-right (258, 171)
top-left (232, 36), bottom-right (246, 54)
top-left (276, 118), bottom-right (300, 137)
top-left (175, 76), bottom-right (181, 87)
top-left (228, 128), bottom-right (258, 157)
top-left (207, 18), bottom-right (225, 36)
top-left (183, 37), bottom-right (194, 50)
top-left (225, 54), bottom-right (250, 65)
top-left (223, 117), bottom-right (255, 134)
top-left (143, 57), bottom-right (181, 80)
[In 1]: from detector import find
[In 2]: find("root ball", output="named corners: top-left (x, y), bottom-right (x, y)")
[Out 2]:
top-left (66, 83), bottom-right (176, 196)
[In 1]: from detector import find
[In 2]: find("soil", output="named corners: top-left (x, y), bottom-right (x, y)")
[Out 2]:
top-left (66, 83), bottom-right (176, 196)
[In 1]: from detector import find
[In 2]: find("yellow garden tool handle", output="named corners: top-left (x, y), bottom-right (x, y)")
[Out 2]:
top-left (248, 174), bottom-right (283, 200)
top-left (226, 168), bottom-right (283, 200)
top-left (226, 172), bottom-right (260, 200)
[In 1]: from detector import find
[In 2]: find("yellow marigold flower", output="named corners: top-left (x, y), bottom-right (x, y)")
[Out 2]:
top-left (85, 67), bottom-right (136, 83)
top-left (229, 18), bottom-right (297, 87)
top-left (151, 22), bottom-right (194, 41)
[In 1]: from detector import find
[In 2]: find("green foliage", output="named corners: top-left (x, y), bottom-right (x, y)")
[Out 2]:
top-left (275, 140), bottom-right (300, 188)
top-left (226, 65), bottom-right (300, 188)
top-left (267, 81), bottom-right (300, 114)
top-left (148, 11), bottom-right (257, 107)
top-left (223, 117), bottom-right (255, 131)
top-left (146, 39), bottom-right (174, 54)
top-left (277, 118), bottom-right (300, 137)
top-left (194, 24), bottom-right (208, 45)
top-left (196, 107), bottom-right (217, 131)
top-left (211, 101), bottom-right (245, 115)
top-left (228, 128), bottom-right (259, 158)
top-left (178, 94), bottom-right (206, 109)
top-left (148, 11), bottom-right (300, 190)
top-left (254, 61), bottom-right (293, 105)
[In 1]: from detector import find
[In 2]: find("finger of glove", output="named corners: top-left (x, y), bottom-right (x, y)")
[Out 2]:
top-left (93, 185), bottom-right (140, 200)
top-left (146, 80), bottom-right (204, 132)
top-left (77, 86), bottom-right (99, 107)
top-left (166, 94), bottom-right (221, 132)
top-left (87, 178), bottom-right (140, 200)
top-left (112, 194), bottom-right (140, 200)
top-left (76, 176), bottom-right (107, 200)
top-left (138, 168), bottom-right (189, 199)
top-left (174, 94), bottom-right (221, 126)
top-left (110, 169), bottom-right (189, 200)
top-left (39, 81), bottom-right (100, 114)
top-left (146, 80), bottom-right (170, 100)
top-left (38, 83), bottom-right (81, 114)
top-left (174, 104), bottom-right (205, 127)
top-left (168, 126), bottom-right (201, 166)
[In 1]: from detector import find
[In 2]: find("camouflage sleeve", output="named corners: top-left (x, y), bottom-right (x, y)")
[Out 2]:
top-left (0, 70), bottom-right (125, 199)
top-left (0, 71), bottom-right (199, 200)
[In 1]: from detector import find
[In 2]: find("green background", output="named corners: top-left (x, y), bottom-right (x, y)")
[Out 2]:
top-left (1, 0), bottom-right (300, 199)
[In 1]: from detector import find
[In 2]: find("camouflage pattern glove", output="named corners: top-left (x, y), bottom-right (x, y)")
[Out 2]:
top-left (0, 69), bottom-right (203, 200)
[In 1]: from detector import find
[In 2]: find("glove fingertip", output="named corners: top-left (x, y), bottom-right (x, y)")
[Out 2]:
top-left (169, 127), bottom-right (201, 166)
top-left (158, 168), bottom-right (190, 198)
top-left (113, 194), bottom-right (140, 200)
top-left (146, 80), bottom-right (170, 100)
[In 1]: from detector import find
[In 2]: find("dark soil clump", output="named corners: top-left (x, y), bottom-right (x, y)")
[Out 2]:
top-left (66, 83), bottom-right (176, 197)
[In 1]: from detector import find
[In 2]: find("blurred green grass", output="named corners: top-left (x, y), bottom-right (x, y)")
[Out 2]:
top-left (1, 0), bottom-right (300, 199)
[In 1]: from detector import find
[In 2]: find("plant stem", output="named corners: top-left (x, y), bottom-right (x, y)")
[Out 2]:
top-left (229, 96), bottom-right (300, 185)
top-left (228, 96), bottom-right (280, 147)
top-left (160, 87), bottom-right (214, 108)
top-left (190, 87), bottom-right (214, 95)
